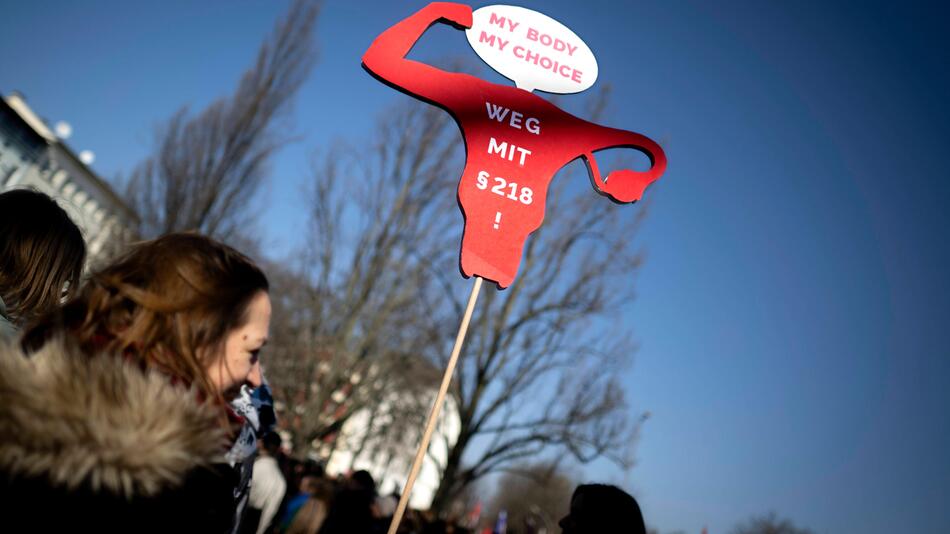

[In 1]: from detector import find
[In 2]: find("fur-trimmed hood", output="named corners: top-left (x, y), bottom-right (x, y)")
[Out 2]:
top-left (0, 336), bottom-right (228, 499)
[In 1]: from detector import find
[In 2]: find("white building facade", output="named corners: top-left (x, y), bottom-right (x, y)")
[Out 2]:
top-left (325, 391), bottom-right (461, 510)
top-left (1, 92), bottom-right (137, 264)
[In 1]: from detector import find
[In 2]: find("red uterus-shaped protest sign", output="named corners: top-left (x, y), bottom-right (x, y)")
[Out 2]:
top-left (363, 2), bottom-right (667, 289)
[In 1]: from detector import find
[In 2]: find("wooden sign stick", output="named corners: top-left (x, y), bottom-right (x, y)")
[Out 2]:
top-left (387, 276), bottom-right (484, 534)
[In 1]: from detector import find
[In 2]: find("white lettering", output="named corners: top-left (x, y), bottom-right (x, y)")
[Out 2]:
top-left (476, 170), bottom-right (489, 189)
top-left (515, 146), bottom-right (532, 166)
top-left (485, 102), bottom-right (510, 122)
top-left (488, 137), bottom-right (508, 157)
top-left (487, 137), bottom-right (531, 166)
top-left (526, 117), bottom-right (540, 135)
top-left (485, 102), bottom-right (542, 135)
top-left (475, 171), bottom-right (534, 205)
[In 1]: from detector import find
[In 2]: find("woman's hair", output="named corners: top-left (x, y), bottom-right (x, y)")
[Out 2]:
top-left (22, 232), bottom-right (268, 405)
top-left (0, 189), bottom-right (86, 326)
top-left (286, 497), bottom-right (328, 534)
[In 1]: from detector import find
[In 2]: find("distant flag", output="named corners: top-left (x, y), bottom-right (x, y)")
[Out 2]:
top-left (465, 500), bottom-right (483, 528)
top-left (495, 509), bottom-right (507, 534)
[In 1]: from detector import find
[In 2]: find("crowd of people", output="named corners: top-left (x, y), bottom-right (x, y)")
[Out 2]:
top-left (0, 188), bottom-right (648, 533)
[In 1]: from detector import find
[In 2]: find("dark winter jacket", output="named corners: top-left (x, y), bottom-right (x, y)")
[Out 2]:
top-left (0, 337), bottom-right (239, 533)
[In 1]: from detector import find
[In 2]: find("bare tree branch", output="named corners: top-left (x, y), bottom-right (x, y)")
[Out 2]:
top-left (265, 99), bottom-right (464, 456)
top-left (123, 0), bottom-right (320, 244)
top-left (266, 82), bottom-right (649, 513)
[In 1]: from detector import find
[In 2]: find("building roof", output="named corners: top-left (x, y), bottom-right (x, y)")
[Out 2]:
top-left (2, 92), bottom-right (139, 225)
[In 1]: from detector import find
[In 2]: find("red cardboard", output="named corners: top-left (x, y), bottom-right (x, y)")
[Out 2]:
top-left (363, 2), bottom-right (666, 288)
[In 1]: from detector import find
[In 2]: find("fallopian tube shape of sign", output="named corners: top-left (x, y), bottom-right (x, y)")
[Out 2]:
top-left (363, 2), bottom-right (666, 289)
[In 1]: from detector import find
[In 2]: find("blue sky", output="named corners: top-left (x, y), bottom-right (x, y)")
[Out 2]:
top-left (2, 1), bottom-right (948, 533)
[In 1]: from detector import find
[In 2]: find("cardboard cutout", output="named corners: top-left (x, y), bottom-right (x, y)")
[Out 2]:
top-left (363, 2), bottom-right (666, 289)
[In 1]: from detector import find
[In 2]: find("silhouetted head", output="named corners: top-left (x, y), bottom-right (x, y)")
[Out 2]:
top-left (558, 484), bottom-right (646, 534)
top-left (350, 469), bottom-right (376, 494)
top-left (303, 459), bottom-right (325, 478)
top-left (0, 189), bottom-right (85, 328)
top-left (319, 470), bottom-right (377, 534)
top-left (260, 431), bottom-right (282, 456)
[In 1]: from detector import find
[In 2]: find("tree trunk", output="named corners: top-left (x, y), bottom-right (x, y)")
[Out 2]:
top-left (349, 402), bottom-right (379, 471)
top-left (430, 431), bottom-right (469, 514)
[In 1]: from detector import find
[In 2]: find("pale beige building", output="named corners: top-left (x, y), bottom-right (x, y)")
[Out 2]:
top-left (1, 92), bottom-right (137, 265)
top-left (324, 390), bottom-right (460, 510)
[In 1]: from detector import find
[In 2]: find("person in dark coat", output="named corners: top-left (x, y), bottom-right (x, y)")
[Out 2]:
top-left (317, 470), bottom-right (378, 534)
top-left (558, 484), bottom-right (647, 534)
top-left (0, 336), bottom-right (237, 531)
top-left (1, 232), bottom-right (271, 533)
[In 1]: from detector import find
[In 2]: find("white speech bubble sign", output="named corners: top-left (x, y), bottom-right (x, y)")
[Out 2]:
top-left (465, 5), bottom-right (598, 94)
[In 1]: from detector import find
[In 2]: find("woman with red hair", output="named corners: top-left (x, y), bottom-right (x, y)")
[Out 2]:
top-left (1, 232), bottom-right (271, 532)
